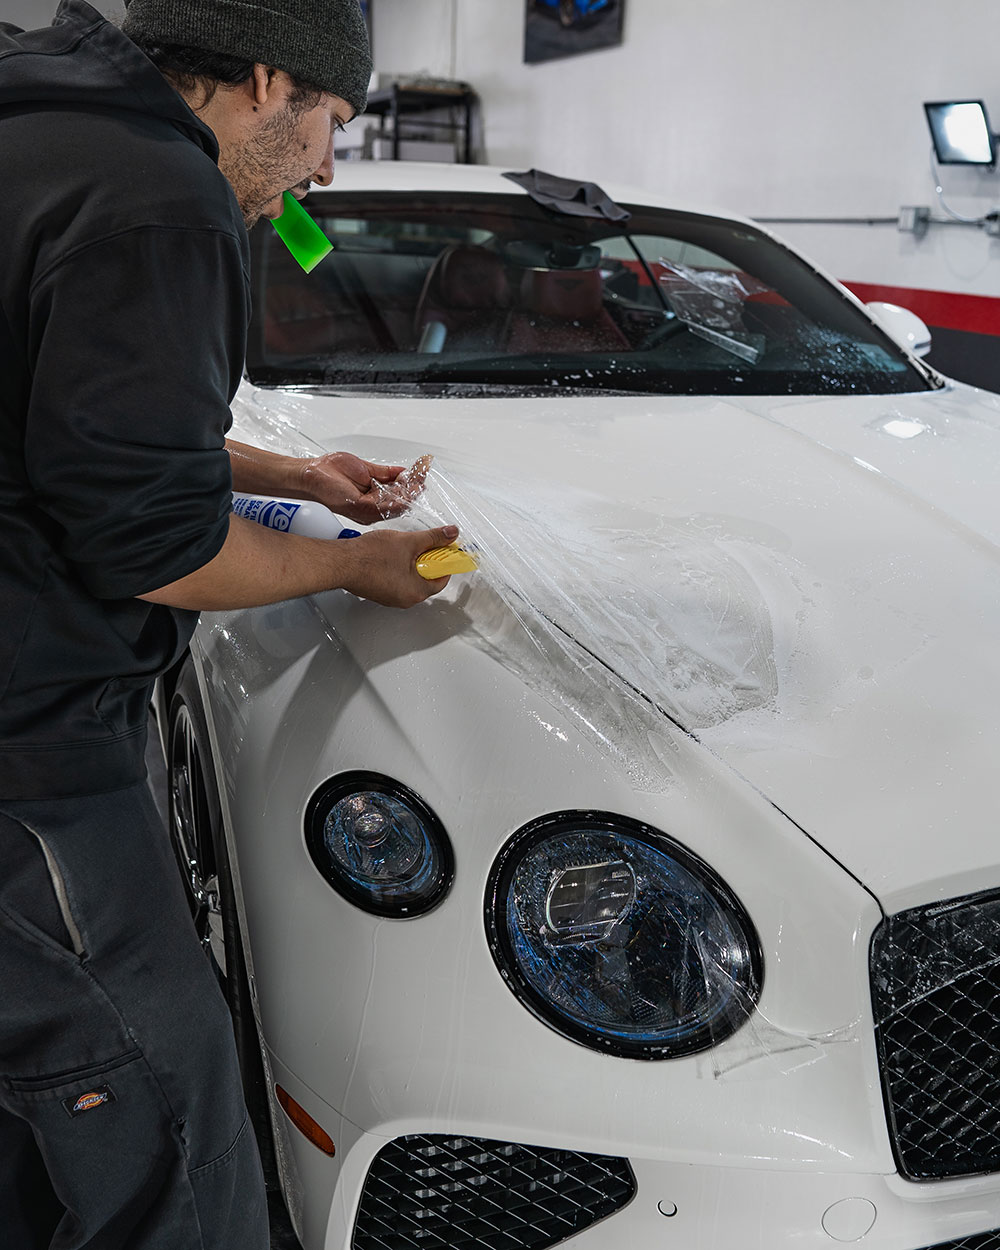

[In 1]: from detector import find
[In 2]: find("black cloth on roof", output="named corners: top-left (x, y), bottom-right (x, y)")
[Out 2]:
top-left (502, 167), bottom-right (632, 222)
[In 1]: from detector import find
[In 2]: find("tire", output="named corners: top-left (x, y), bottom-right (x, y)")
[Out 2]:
top-left (167, 659), bottom-right (277, 1184)
top-left (167, 661), bottom-right (221, 957)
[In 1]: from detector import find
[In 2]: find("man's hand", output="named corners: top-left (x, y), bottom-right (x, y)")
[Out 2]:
top-left (337, 525), bottom-right (457, 607)
top-left (299, 452), bottom-right (432, 524)
top-left (138, 516), bottom-right (459, 611)
top-left (226, 441), bottom-right (433, 524)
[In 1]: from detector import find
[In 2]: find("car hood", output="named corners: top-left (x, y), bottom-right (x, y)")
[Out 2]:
top-left (233, 380), bottom-right (1000, 911)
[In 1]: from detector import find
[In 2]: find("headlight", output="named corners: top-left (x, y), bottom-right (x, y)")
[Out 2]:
top-left (485, 812), bottom-right (763, 1059)
top-left (305, 772), bottom-right (454, 918)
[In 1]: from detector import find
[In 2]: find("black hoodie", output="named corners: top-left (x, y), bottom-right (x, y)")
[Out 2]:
top-left (0, 0), bottom-right (250, 799)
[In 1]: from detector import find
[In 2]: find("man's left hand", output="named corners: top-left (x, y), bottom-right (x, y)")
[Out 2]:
top-left (299, 452), bottom-right (430, 524)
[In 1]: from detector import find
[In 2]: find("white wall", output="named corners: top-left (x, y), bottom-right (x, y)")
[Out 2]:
top-left (371, 0), bottom-right (1000, 217)
top-left (2, 1), bottom-right (54, 25)
top-left (3, 1), bottom-right (122, 29)
top-left (371, 0), bottom-right (1000, 296)
top-left (13, 0), bottom-right (1000, 297)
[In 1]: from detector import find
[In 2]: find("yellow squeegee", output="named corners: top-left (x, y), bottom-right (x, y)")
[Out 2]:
top-left (416, 545), bottom-right (479, 579)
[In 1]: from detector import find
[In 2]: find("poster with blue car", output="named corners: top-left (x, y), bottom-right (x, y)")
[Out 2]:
top-left (524, 0), bottom-right (624, 64)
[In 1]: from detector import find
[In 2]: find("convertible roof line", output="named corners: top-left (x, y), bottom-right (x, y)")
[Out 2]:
top-left (502, 168), bottom-right (631, 222)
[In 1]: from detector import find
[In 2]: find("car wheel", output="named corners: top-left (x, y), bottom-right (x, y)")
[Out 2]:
top-left (168, 661), bottom-right (222, 962)
top-left (167, 659), bottom-right (277, 1183)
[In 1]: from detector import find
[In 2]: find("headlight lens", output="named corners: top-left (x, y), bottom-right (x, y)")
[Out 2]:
top-left (486, 813), bottom-right (762, 1059)
top-left (305, 772), bottom-right (453, 917)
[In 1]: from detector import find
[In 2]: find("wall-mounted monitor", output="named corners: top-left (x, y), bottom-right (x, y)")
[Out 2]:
top-left (924, 100), bottom-right (996, 166)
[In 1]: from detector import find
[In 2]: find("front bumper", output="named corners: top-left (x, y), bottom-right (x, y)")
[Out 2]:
top-left (267, 1051), bottom-right (1000, 1250)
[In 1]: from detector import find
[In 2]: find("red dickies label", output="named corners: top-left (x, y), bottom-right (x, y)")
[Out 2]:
top-left (63, 1085), bottom-right (116, 1117)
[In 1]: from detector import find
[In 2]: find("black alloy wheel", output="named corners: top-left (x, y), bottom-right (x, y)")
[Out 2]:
top-left (166, 658), bottom-right (277, 1182)
top-left (168, 668), bottom-right (224, 970)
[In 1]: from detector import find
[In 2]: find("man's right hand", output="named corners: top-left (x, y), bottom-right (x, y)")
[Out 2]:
top-left (138, 515), bottom-right (461, 612)
top-left (337, 526), bottom-right (458, 607)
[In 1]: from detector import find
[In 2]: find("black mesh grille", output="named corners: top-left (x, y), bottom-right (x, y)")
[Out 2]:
top-left (351, 1133), bottom-right (636, 1250)
top-left (870, 891), bottom-right (1000, 1180)
top-left (920, 1232), bottom-right (1000, 1249)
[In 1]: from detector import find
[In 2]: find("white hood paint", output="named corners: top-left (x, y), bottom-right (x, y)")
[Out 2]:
top-left (234, 380), bottom-right (1000, 912)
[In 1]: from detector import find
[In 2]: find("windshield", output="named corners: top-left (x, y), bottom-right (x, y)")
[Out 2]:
top-left (246, 191), bottom-right (931, 397)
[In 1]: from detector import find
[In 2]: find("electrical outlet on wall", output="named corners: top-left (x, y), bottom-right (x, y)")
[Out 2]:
top-left (897, 206), bottom-right (931, 237)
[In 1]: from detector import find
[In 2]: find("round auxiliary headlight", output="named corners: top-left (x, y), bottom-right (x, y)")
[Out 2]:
top-left (485, 813), bottom-right (763, 1060)
top-left (305, 772), bottom-right (454, 918)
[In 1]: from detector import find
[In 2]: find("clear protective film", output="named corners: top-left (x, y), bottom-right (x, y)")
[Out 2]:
top-left (656, 258), bottom-right (771, 365)
top-left (377, 453), bottom-right (878, 1078)
top-left (231, 387), bottom-right (328, 459)
top-left (373, 453), bottom-right (787, 791)
top-left (229, 386), bottom-right (872, 1076)
top-left (234, 387), bottom-right (795, 795)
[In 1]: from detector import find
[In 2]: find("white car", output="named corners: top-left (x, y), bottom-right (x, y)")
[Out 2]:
top-left (158, 161), bottom-right (1000, 1250)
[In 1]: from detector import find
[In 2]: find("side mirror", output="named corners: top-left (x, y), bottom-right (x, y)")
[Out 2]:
top-left (866, 301), bottom-right (932, 358)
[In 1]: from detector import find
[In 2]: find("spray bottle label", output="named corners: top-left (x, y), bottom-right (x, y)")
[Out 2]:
top-left (232, 495), bottom-right (301, 531)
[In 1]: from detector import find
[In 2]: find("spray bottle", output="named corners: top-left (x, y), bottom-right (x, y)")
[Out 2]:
top-left (231, 492), bottom-right (479, 578)
top-left (231, 493), bottom-right (360, 539)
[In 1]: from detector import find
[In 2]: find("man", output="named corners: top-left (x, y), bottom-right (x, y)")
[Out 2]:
top-left (0, 0), bottom-right (456, 1244)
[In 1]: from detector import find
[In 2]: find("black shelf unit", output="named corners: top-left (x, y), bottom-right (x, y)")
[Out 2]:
top-left (363, 84), bottom-right (476, 163)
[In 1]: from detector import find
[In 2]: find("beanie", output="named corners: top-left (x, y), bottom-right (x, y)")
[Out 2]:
top-left (122, 0), bottom-right (372, 117)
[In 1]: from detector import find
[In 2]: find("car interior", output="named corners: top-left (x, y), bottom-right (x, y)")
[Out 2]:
top-left (246, 192), bottom-right (928, 396)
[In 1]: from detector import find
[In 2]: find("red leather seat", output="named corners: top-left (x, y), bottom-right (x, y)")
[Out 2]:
top-left (263, 244), bottom-right (338, 357)
top-left (505, 268), bottom-right (629, 353)
top-left (414, 245), bottom-right (511, 350)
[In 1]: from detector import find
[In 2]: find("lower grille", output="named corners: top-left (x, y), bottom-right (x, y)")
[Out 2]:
top-left (870, 891), bottom-right (1000, 1180)
top-left (921, 1233), bottom-right (1000, 1250)
top-left (351, 1133), bottom-right (636, 1250)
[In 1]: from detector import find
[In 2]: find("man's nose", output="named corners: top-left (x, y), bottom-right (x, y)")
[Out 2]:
top-left (312, 136), bottom-right (335, 186)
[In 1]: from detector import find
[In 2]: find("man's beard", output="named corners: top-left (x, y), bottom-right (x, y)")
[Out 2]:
top-left (222, 105), bottom-right (306, 230)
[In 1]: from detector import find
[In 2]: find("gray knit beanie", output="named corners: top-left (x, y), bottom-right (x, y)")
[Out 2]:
top-left (122, 0), bottom-right (372, 117)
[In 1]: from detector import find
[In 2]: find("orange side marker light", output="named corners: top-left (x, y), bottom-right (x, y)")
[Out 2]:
top-left (275, 1084), bottom-right (336, 1156)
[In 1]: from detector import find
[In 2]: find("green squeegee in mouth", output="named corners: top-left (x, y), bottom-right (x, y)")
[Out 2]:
top-left (270, 192), bottom-right (333, 273)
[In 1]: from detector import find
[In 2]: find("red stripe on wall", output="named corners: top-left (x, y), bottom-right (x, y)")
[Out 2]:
top-left (843, 282), bottom-right (1000, 337)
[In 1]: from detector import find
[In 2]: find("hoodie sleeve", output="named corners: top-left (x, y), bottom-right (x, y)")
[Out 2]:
top-left (24, 221), bottom-right (250, 599)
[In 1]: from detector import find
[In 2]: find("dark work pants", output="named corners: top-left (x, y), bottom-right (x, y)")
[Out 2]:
top-left (0, 782), bottom-right (268, 1249)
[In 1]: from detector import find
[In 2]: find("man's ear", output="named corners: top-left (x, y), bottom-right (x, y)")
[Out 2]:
top-left (251, 64), bottom-right (279, 107)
